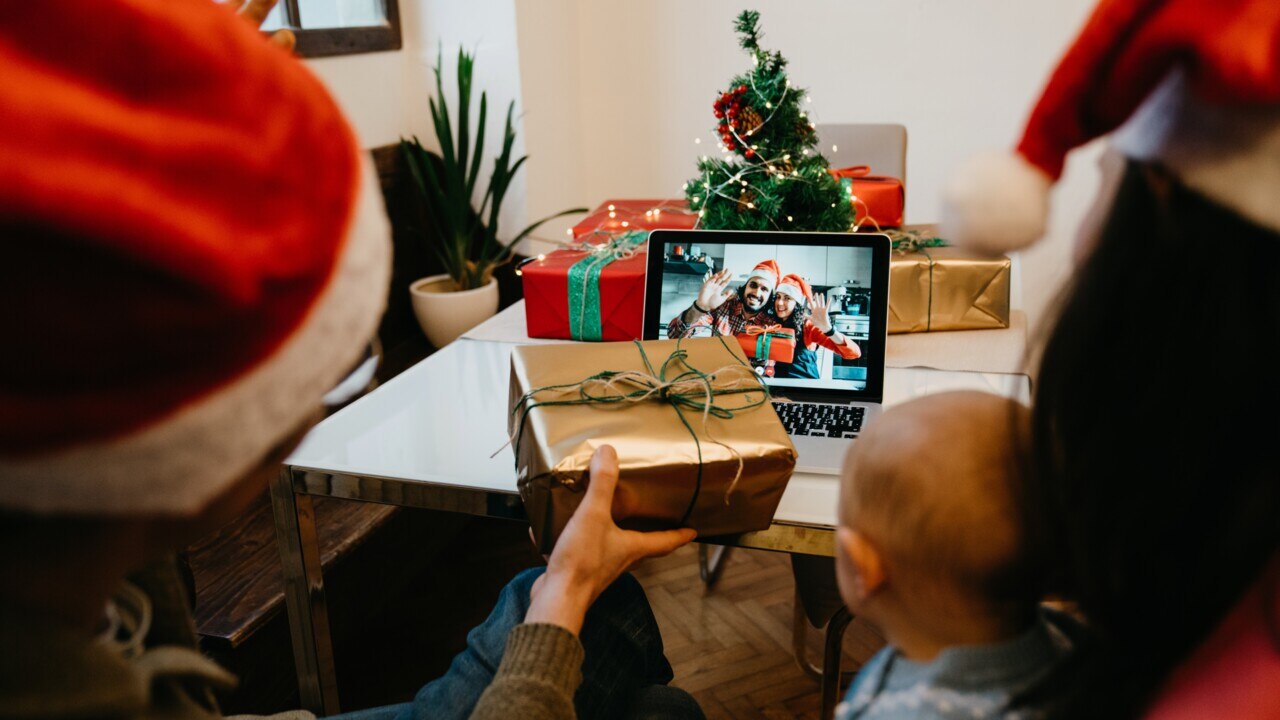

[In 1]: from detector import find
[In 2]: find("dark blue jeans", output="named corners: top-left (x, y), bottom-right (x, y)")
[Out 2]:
top-left (331, 567), bottom-right (701, 720)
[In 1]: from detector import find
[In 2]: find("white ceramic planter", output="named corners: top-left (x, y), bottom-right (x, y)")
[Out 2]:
top-left (410, 274), bottom-right (500, 348)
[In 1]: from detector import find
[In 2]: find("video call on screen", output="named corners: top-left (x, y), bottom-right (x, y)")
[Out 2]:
top-left (657, 242), bottom-right (874, 392)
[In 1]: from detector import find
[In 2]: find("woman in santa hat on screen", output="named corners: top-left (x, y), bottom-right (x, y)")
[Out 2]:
top-left (941, 0), bottom-right (1280, 717)
top-left (768, 274), bottom-right (861, 380)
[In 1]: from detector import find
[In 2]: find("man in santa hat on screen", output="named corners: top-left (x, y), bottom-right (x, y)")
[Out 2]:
top-left (666, 259), bottom-right (780, 339)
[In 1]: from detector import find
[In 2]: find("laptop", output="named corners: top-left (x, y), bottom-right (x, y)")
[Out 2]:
top-left (643, 229), bottom-right (891, 475)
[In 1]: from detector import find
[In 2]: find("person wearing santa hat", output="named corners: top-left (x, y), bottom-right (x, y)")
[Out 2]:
top-left (0, 2), bottom-right (699, 718)
top-left (666, 259), bottom-right (781, 339)
top-left (934, 1), bottom-right (1280, 719)
top-left (768, 274), bottom-right (862, 380)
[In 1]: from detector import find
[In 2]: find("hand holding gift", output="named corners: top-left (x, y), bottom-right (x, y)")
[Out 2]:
top-left (510, 337), bottom-right (797, 553)
top-left (527, 445), bottom-right (697, 635)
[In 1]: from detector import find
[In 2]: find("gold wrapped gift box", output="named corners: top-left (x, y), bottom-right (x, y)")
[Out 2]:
top-left (509, 337), bottom-right (798, 553)
top-left (888, 245), bottom-right (1012, 334)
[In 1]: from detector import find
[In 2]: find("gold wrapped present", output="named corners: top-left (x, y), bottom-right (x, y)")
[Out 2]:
top-left (887, 228), bottom-right (1011, 334)
top-left (509, 337), bottom-right (798, 553)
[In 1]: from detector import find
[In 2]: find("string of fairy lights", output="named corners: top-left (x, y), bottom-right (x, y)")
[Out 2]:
top-left (686, 50), bottom-right (860, 230)
top-left (516, 50), bottom-right (864, 276)
top-left (515, 201), bottom-right (695, 276)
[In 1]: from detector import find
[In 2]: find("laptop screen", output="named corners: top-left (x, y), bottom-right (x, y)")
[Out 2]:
top-left (644, 231), bottom-right (886, 395)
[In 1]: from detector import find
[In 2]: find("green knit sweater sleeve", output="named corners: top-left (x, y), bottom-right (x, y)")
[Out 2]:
top-left (468, 623), bottom-right (584, 720)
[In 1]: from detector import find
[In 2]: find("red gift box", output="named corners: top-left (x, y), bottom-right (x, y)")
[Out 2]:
top-left (523, 240), bottom-right (646, 342)
top-left (523, 199), bottom-right (700, 342)
top-left (829, 166), bottom-right (904, 229)
top-left (571, 199), bottom-right (698, 240)
top-left (736, 325), bottom-right (796, 364)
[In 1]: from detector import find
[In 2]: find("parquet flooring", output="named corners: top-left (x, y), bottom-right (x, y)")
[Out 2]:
top-left (632, 545), bottom-right (887, 720)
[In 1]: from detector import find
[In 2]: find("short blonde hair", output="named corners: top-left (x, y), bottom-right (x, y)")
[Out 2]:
top-left (840, 392), bottom-right (1038, 610)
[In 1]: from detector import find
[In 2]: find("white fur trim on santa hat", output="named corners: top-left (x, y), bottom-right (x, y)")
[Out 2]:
top-left (746, 269), bottom-right (778, 290)
top-left (775, 283), bottom-right (806, 304)
top-left (941, 151), bottom-right (1052, 256)
top-left (0, 154), bottom-right (392, 516)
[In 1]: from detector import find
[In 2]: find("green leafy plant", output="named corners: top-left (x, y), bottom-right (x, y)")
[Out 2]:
top-left (401, 48), bottom-right (585, 291)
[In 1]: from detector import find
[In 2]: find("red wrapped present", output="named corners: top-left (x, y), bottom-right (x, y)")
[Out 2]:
top-left (571, 199), bottom-right (698, 240)
top-left (829, 166), bottom-right (904, 229)
top-left (736, 325), bottom-right (796, 364)
top-left (523, 232), bottom-right (648, 341)
top-left (524, 199), bottom-right (700, 342)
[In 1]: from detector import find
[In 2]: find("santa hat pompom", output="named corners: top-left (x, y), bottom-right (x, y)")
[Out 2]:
top-left (940, 1), bottom-right (1280, 256)
top-left (941, 151), bottom-right (1051, 256)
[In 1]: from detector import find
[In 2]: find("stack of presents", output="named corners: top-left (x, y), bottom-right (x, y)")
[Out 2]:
top-left (512, 178), bottom-right (1012, 545)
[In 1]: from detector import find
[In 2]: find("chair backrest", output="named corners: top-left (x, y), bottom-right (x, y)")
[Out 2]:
top-left (815, 123), bottom-right (907, 188)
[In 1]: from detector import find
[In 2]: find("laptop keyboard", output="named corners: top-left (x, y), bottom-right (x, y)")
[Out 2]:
top-left (772, 402), bottom-right (864, 439)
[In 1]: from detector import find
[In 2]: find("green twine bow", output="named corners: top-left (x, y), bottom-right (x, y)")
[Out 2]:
top-left (887, 228), bottom-right (948, 254)
top-left (567, 230), bottom-right (648, 341)
top-left (510, 337), bottom-right (771, 522)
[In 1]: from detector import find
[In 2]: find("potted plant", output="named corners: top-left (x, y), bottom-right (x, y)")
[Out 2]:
top-left (402, 48), bottom-right (584, 348)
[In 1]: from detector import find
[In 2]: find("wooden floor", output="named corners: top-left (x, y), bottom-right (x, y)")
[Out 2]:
top-left (196, 508), bottom-right (886, 717)
top-left (632, 544), bottom-right (886, 720)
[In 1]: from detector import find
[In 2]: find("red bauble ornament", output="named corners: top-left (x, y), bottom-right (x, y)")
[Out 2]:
top-left (727, 108), bottom-right (738, 118)
top-left (722, 134), bottom-right (733, 145)
top-left (721, 93), bottom-right (732, 104)
top-left (745, 149), bottom-right (756, 158)
top-left (714, 110), bottom-right (724, 119)
top-left (736, 85), bottom-right (747, 94)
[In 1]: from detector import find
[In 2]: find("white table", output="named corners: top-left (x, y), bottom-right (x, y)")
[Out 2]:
top-left (273, 302), bottom-right (1031, 713)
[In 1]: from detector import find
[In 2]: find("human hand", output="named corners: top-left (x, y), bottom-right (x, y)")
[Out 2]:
top-left (696, 268), bottom-right (734, 312)
top-left (230, 0), bottom-right (297, 51)
top-left (811, 293), bottom-right (832, 333)
top-left (526, 445), bottom-right (697, 635)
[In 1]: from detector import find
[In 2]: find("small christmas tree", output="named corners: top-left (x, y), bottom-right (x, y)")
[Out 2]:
top-left (687, 10), bottom-right (852, 232)
top-left (686, 11), bottom-right (855, 230)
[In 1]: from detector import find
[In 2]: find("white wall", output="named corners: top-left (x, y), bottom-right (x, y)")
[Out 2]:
top-left (305, 0), bottom-right (529, 239)
top-left (302, 1), bottom-right (1103, 329)
top-left (515, 0), bottom-right (1102, 330)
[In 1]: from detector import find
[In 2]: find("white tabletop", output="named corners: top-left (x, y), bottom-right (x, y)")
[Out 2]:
top-left (464, 301), bottom-right (1030, 374)
top-left (289, 315), bottom-right (1030, 528)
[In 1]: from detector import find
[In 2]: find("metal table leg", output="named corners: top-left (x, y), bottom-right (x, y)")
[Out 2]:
top-left (820, 606), bottom-right (853, 720)
top-left (271, 467), bottom-right (340, 715)
top-left (698, 543), bottom-right (733, 588)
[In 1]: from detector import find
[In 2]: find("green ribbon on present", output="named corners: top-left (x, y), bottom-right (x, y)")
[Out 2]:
top-left (509, 337), bottom-right (770, 521)
top-left (567, 230), bottom-right (648, 341)
top-left (756, 333), bottom-right (772, 361)
top-left (886, 228), bottom-right (948, 254)
top-left (886, 229), bottom-right (949, 331)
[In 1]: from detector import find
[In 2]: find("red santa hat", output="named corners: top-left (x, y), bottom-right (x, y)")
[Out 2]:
top-left (0, 1), bottom-right (391, 515)
top-left (775, 274), bottom-right (813, 306)
top-left (942, 0), bottom-right (1280, 255)
top-left (746, 259), bottom-right (781, 292)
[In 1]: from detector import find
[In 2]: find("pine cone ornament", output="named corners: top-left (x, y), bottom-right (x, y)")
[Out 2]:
top-left (739, 106), bottom-right (764, 136)
top-left (736, 187), bottom-right (757, 213)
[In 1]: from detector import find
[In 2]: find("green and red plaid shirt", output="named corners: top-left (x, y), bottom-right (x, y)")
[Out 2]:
top-left (665, 295), bottom-right (772, 339)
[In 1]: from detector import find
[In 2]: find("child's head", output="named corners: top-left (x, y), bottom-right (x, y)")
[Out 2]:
top-left (836, 391), bottom-right (1039, 645)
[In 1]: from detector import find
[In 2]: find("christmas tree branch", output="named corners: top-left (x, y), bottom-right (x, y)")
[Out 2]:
top-left (734, 10), bottom-right (761, 53)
